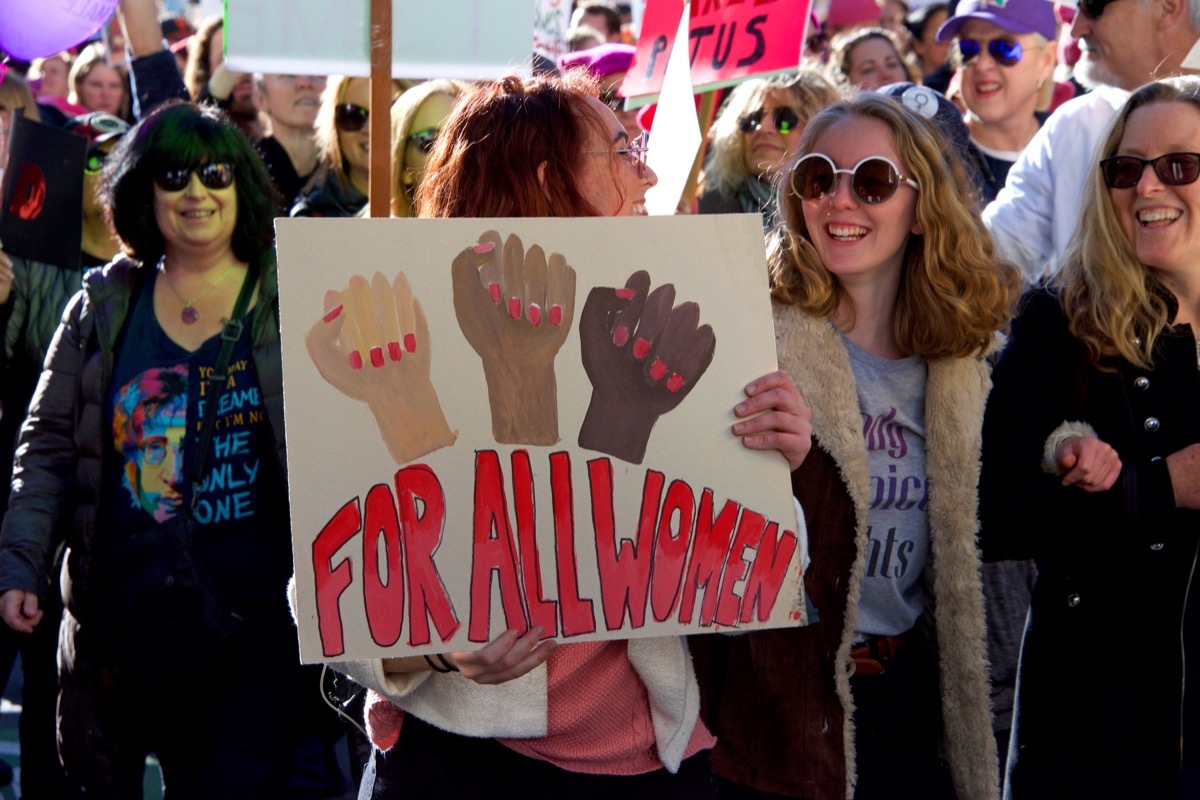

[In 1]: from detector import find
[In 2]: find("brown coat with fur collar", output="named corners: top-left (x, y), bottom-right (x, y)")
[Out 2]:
top-left (691, 303), bottom-right (998, 800)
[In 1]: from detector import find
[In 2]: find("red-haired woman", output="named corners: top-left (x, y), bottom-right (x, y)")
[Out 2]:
top-left (333, 73), bottom-right (813, 799)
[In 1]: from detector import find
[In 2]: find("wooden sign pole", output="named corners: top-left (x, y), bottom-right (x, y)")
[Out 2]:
top-left (368, 0), bottom-right (392, 218)
top-left (680, 90), bottom-right (717, 208)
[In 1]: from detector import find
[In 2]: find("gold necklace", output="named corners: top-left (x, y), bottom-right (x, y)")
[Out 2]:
top-left (157, 259), bottom-right (238, 325)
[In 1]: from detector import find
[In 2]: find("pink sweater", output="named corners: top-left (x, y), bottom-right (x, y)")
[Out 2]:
top-left (363, 641), bottom-right (714, 775)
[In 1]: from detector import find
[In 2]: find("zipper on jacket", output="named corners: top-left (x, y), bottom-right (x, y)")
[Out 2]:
top-left (1181, 543), bottom-right (1198, 771)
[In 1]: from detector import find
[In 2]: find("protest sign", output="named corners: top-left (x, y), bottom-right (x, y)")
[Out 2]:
top-left (533, 0), bottom-right (573, 68)
top-left (0, 113), bottom-right (86, 271)
top-left (224, 0), bottom-right (535, 79)
top-left (622, 0), bottom-right (810, 105)
top-left (276, 215), bottom-right (807, 663)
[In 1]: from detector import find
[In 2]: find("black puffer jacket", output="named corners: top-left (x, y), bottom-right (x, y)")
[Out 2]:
top-left (0, 254), bottom-right (287, 622)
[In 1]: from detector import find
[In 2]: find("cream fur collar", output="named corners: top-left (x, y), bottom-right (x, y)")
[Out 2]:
top-left (773, 302), bottom-right (999, 800)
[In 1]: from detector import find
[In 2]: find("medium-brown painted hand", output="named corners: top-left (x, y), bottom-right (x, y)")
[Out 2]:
top-left (452, 230), bottom-right (577, 445)
top-left (577, 270), bottom-right (716, 464)
top-left (306, 271), bottom-right (457, 465)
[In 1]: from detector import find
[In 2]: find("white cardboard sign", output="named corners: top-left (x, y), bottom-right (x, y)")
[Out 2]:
top-left (275, 215), bottom-right (806, 663)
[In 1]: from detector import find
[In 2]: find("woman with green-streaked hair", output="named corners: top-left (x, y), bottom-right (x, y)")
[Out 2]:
top-left (0, 101), bottom-right (306, 797)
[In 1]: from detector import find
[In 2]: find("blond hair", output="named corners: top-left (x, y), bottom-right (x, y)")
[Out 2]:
top-left (390, 79), bottom-right (469, 217)
top-left (313, 75), bottom-right (403, 179)
top-left (1056, 76), bottom-right (1200, 368)
top-left (770, 94), bottom-right (1020, 358)
top-left (705, 69), bottom-right (841, 195)
top-left (0, 71), bottom-right (40, 123)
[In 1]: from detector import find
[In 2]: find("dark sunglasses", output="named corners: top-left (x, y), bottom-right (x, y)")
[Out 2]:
top-left (599, 88), bottom-right (625, 111)
top-left (84, 150), bottom-right (108, 176)
top-left (407, 128), bottom-right (438, 154)
top-left (1100, 152), bottom-right (1200, 189)
top-left (790, 153), bottom-right (919, 205)
top-left (958, 37), bottom-right (1024, 67)
top-left (154, 162), bottom-right (235, 192)
top-left (739, 106), bottom-right (802, 135)
top-left (1078, 0), bottom-right (1122, 19)
top-left (334, 102), bottom-right (369, 133)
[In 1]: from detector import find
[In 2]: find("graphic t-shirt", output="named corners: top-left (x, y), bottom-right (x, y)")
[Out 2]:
top-left (842, 335), bottom-right (930, 641)
top-left (101, 271), bottom-right (290, 609)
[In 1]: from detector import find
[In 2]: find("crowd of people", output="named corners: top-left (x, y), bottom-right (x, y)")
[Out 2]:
top-left (0, 0), bottom-right (1197, 798)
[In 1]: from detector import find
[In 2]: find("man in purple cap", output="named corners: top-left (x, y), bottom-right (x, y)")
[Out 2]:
top-left (981, 0), bottom-right (1200, 281)
top-left (936, 0), bottom-right (1058, 201)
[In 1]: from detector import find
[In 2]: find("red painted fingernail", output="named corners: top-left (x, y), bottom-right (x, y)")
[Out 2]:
top-left (549, 304), bottom-right (562, 325)
top-left (0, 66), bottom-right (6, 85)
top-left (528, 303), bottom-right (542, 327)
top-left (369, 346), bottom-right (384, 368)
top-left (322, 304), bottom-right (343, 322)
top-left (404, 333), bottom-right (417, 353)
top-left (616, 288), bottom-right (635, 300)
top-left (632, 337), bottom-right (651, 359)
top-left (650, 358), bottom-right (669, 381)
top-left (473, 241), bottom-right (496, 253)
top-left (667, 373), bottom-right (686, 393)
top-left (613, 325), bottom-right (629, 346)
top-left (509, 297), bottom-right (521, 319)
top-left (488, 282), bottom-right (502, 303)
top-left (388, 341), bottom-right (403, 361)
top-left (349, 350), bottom-right (363, 370)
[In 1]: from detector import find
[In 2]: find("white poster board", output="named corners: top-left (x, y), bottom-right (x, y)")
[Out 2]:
top-left (276, 215), bottom-right (806, 663)
top-left (223, 0), bottom-right (535, 79)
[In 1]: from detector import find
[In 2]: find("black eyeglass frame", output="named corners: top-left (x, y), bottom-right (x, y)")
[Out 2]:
top-left (84, 150), bottom-right (109, 176)
top-left (153, 162), bottom-right (236, 192)
top-left (406, 128), bottom-right (439, 154)
top-left (334, 102), bottom-right (370, 133)
top-left (1078, 0), bottom-right (1121, 19)
top-left (1100, 151), bottom-right (1200, 189)
top-left (738, 106), bottom-right (802, 136)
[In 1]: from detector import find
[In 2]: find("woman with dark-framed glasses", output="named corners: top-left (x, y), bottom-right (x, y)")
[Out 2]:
top-left (980, 77), bottom-right (1200, 800)
top-left (292, 74), bottom-right (403, 218)
top-left (691, 92), bottom-right (1018, 800)
top-left (698, 70), bottom-right (840, 231)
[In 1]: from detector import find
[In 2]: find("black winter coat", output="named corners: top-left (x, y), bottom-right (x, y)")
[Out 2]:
top-left (980, 289), bottom-right (1200, 800)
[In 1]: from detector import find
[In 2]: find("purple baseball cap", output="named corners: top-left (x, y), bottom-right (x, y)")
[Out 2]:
top-left (936, 0), bottom-right (1057, 42)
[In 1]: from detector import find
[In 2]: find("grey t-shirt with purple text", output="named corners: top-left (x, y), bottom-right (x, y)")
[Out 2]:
top-left (841, 335), bottom-right (930, 642)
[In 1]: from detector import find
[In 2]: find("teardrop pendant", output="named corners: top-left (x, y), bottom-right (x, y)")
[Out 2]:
top-left (181, 305), bottom-right (199, 325)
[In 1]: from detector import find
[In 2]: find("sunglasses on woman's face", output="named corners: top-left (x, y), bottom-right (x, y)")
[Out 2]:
top-left (739, 106), bottom-right (801, 135)
top-left (958, 37), bottom-right (1025, 67)
top-left (1100, 152), bottom-right (1200, 189)
top-left (334, 102), bottom-right (369, 133)
top-left (599, 89), bottom-right (625, 112)
top-left (407, 128), bottom-right (438, 154)
top-left (790, 153), bottom-right (919, 205)
top-left (84, 149), bottom-right (108, 176)
top-left (154, 162), bottom-right (235, 192)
